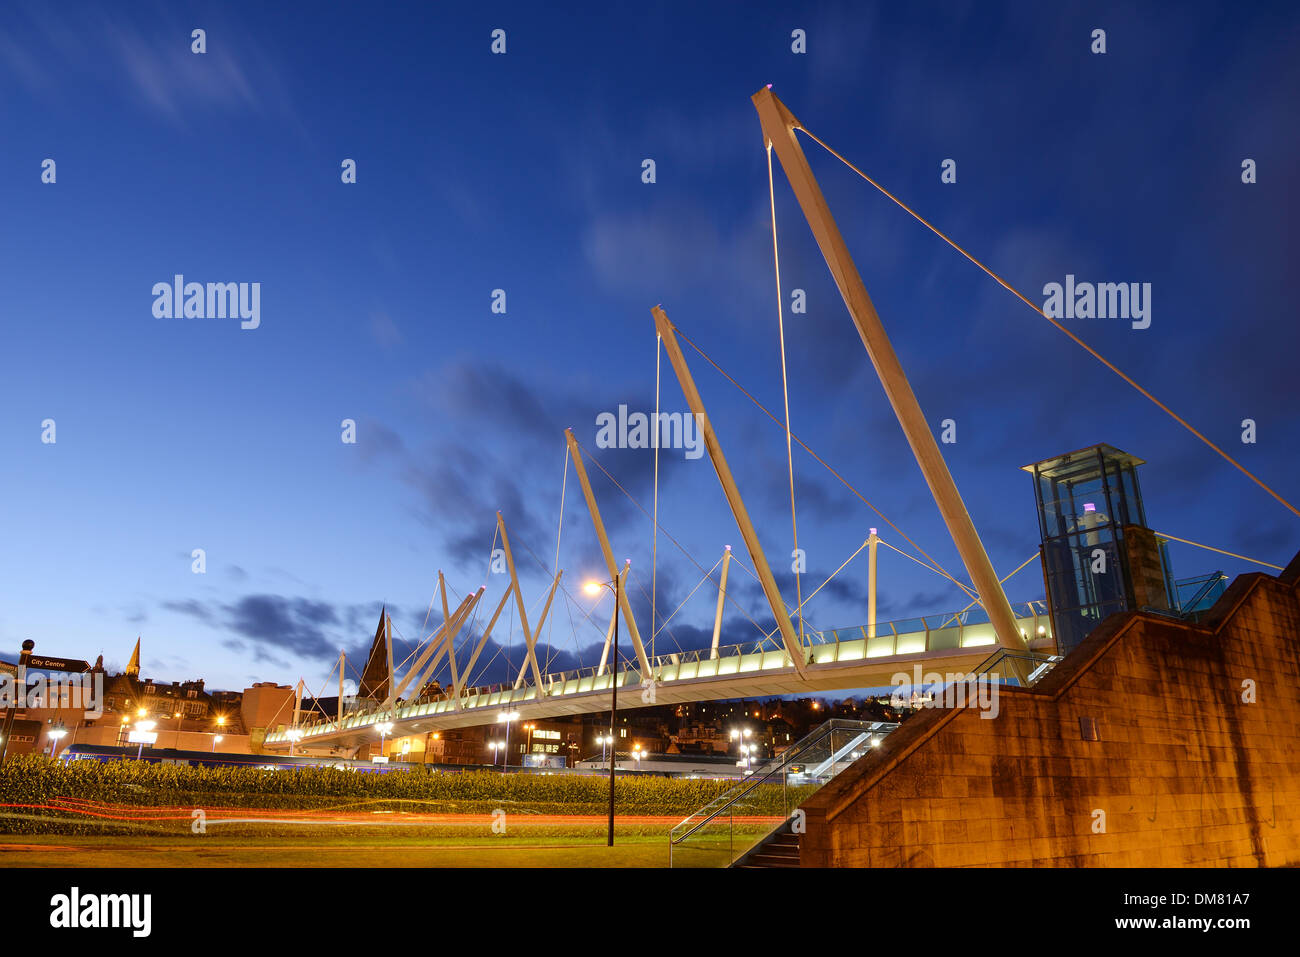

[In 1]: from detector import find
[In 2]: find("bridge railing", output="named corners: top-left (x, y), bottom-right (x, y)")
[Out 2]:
top-left (265, 602), bottom-right (1055, 744)
top-left (668, 718), bottom-right (899, 868)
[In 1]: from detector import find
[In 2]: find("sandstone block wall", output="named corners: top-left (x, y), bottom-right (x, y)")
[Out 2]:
top-left (799, 550), bottom-right (1300, 867)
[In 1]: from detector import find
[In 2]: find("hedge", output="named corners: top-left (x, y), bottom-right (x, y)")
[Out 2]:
top-left (0, 756), bottom-right (810, 835)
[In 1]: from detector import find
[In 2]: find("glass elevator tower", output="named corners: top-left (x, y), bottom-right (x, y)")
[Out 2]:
top-left (1023, 444), bottom-right (1175, 655)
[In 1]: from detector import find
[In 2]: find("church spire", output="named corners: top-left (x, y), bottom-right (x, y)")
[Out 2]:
top-left (126, 637), bottom-right (141, 677)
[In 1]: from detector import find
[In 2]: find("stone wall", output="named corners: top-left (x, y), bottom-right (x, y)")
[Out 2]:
top-left (799, 550), bottom-right (1300, 867)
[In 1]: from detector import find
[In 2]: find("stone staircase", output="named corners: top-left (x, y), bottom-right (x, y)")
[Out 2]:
top-left (733, 823), bottom-right (801, 868)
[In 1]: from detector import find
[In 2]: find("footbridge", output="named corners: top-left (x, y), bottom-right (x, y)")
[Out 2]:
top-left (262, 604), bottom-right (1053, 750)
top-left (267, 86), bottom-right (1286, 758)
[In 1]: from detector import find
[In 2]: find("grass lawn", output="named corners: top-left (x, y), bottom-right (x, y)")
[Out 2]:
top-left (0, 832), bottom-right (673, 867)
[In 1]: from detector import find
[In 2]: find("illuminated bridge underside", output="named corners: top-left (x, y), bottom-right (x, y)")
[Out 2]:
top-left (263, 611), bottom-right (1052, 751)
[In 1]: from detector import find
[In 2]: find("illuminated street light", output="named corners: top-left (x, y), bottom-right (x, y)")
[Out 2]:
top-left (375, 721), bottom-right (394, 761)
top-left (736, 742), bottom-right (759, 772)
top-left (497, 711), bottom-right (520, 770)
top-left (47, 721), bottom-right (68, 757)
top-left (585, 562), bottom-right (630, 848)
top-left (133, 718), bottom-right (157, 761)
top-left (212, 734), bottom-right (223, 753)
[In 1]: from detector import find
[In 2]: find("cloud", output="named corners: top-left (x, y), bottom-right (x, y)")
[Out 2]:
top-left (369, 313), bottom-right (403, 350)
top-left (164, 595), bottom-right (403, 668)
top-left (161, 599), bottom-right (215, 623)
top-left (0, 3), bottom-right (295, 125)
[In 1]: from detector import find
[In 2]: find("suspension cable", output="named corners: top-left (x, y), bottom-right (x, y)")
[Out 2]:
top-left (794, 124), bottom-right (1300, 521)
top-left (939, 552), bottom-right (1041, 627)
top-left (673, 326), bottom-right (973, 597)
top-left (1154, 532), bottom-right (1283, 571)
top-left (768, 141), bottom-right (806, 642)
top-left (572, 438), bottom-right (776, 641)
top-left (652, 554), bottom-right (725, 639)
top-left (876, 538), bottom-right (979, 601)
top-left (652, 333), bottom-right (662, 661)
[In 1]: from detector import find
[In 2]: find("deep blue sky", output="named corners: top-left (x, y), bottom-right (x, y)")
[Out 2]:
top-left (2, 1), bottom-right (1296, 694)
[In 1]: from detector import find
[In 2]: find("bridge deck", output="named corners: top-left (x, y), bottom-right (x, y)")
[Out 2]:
top-left (263, 607), bottom-right (1052, 750)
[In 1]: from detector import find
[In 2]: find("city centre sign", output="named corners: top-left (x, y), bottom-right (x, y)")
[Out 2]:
top-left (25, 656), bottom-right (90, 673)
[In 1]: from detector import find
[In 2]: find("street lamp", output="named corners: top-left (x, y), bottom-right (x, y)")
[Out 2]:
top-left (523, 721), bottom-right (536, 763)
top-left (375, 721), bottom-right (394, 761)
top-left (497, 711), bottom-right (519, 770)
top-left (285, 727), bottom-right (304, 757)
top-left (489, 739), bottom-right (504, 766)
top-left (173, 710), bottom-right (183, 750)
top-left (737, 743), bottom-right (758, 772)
top-left (585, 562), bottom-right (629, 848)
top-left (731, 727), bottom-right (756, 772)
top-left (212, 734), bottom-right (223, 753)
top-left (133, 719), bottom-right (156, 760)
top-left (46, 720), bottom-right (68, 758)
top-left (632, 744), bottom-right (644, 768)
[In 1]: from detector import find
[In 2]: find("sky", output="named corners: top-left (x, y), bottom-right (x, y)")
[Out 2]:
top-left (1, 1), bottom-right (1297, 695)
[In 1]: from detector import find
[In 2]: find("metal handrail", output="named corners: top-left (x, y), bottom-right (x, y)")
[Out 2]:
top-left (669, 718), bottom-right (896, 851)
top-left (268, 603), bottom-right (1056, 742)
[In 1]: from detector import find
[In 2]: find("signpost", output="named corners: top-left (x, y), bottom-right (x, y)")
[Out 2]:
top-left (25, 656), bottom-right (90, 673)
top-left (0, 640), bottom-right (35, 766)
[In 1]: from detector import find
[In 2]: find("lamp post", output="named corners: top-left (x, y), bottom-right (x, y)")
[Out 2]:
top-left (0, 639), bottom-right (35, 767)
top-left (46, 720), bottom-right (68, 758)
top-left (497, 711), bottom-right (519, 770)
top-left (173, 710), bottom-right (183, 750)
top-left (286, 727), bottom-right (303, 757)
top-left (375, 721), bottom-right (393, 761)
top-left (212, 735), bottom-right (223, 753)
top-left (731, 727), bottom-right (754, 772)
top-left (134, 719), bottom-right (156, 760)
top-left (585, 564), bottom-right (628, 847)
top-left (523, 722), bottom-right (536, 764)
top-left (489, 739), bottom-right (504, 767)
